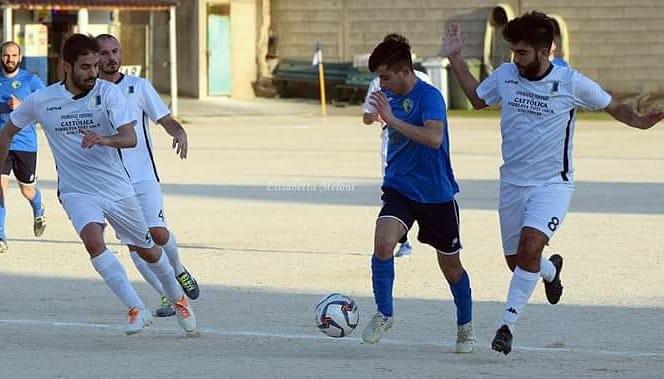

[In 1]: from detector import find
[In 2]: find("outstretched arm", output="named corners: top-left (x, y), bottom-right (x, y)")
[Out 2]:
top-left (604, 101), bottom-right (664, 130)
top-left (440, 23), bottom-right (488, 110)
top-left (157, 115), bottom-right (188, 159)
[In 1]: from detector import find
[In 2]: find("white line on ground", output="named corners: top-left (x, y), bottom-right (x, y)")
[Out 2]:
top-left (0, 318), bottom-right (661, 358)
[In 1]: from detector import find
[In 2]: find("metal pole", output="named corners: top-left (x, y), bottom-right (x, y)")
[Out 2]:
top-left (147, 11), bottom-right (154, 81)
top-left (144, 24), bottom-right (150, 79)
top-left (3, 7), bottom-right (13, 42)
top-left (77, 8), bottom-right (89, 34)
top-left (169, 6), bottom-right (178, 117)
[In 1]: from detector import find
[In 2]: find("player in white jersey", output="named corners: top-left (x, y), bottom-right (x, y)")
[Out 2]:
top-left (441, 11), bottom-right (663, 355)
top-left (95, 34), bottom-right (199, 318)
top-left (362, 34), bottom-right (436, 258)
top-left (0, 34), bottom-right (199, 336)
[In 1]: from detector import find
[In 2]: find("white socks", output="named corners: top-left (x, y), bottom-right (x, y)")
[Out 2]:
top-left (540, 256), bottom-right (557, 282)
top-left (501, 267), bottom-right (540, 332)
top-left (130, 251), bottom-right (166, 297)
top-left (160, 232), bottom-right (184, 276)
top-left (91, 250), bottom-right (144, 309)
top-left (147, 249), bottom-right (184, 302)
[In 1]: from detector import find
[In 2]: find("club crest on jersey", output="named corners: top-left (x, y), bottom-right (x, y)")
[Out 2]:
top-left (127, 86), bottom-right (135, 94)
top-left (11, 80), bottom-right (20, 89)
top-left (402, 98), bottom-right (413, 113)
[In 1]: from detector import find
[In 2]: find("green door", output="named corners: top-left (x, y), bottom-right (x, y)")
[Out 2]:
top-left (208, 14), bottom-right (231, 95)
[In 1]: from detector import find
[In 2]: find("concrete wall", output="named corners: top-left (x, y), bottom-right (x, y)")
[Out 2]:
top-left (230, 0), bottom-right (257, 99)
top-left (271, 0), bottom-right (664, 97)
top-left (141, 2), bottom-right (201, 97)
top-left (521, 0), bottom-right (664, 94)
top-left (148, 0), bottom-right (257, 99)
top-left (271, 0), bottom-right (517, 62)
top-left (177, 0), bottom-right (202, 98)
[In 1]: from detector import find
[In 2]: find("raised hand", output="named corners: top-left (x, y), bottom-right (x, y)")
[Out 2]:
top-left (440, 23), bottom-right (465, 58)
top-left (369, 92), bottom-right (395, 125)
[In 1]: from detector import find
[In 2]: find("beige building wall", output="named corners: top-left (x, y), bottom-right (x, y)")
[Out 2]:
top-left (521, 0), bottom-right (664, 94)
top-left (271, 0), bottom-right (664, 97)
top-left (271, 0), bottom-right (517, 62)
top-left (148, 0), bottom-right (257, 99)
top-left (230, 0), bottom-right (257, 99)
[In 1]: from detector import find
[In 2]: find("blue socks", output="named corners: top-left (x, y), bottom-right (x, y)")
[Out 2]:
top-left (0, 206), bottom-right (5, 240)
top-left (449, 270), bottom-right (472, 325)
top-left (29, 188), bottom-right (44, 217)
top-left (371, 255), bottom-right (395, 317)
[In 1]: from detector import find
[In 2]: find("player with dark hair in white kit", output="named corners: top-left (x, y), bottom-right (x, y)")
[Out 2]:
top-left (0, 34), bottom-right (198, 335)
top-left (96, 34), bottom-right (199, 318)
top-left (441, 11), bottom-right (663, 355)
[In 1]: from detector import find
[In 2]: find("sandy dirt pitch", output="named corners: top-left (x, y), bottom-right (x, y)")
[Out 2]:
top-left (0, 99), bottom-right (662, 378)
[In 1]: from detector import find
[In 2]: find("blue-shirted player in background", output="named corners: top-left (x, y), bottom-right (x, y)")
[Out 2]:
top-left (360, 36), bottom-right (475, 353)
top-left (0, 41), bottom-right (46, 253)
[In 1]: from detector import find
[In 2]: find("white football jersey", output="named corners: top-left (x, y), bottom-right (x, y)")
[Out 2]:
top-left (364, 70), bottom-right (433, 114)
top-left (477, 63), bottom-right (612, 185)
top-left (10, 80), bottom-right (136, 200)
top-left (112, 74), bottom-right (170, 183)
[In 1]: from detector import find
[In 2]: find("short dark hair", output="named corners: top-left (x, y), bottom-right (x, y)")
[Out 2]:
top-left (0, 41), bottom-right (22, 56)
top-left (368, 38), bottom-right (412, 73)
top-left (62, 34), bottom-right (99, 65)
top-left (503, 11), bottom-right (554, 50)
top-left (383, 33), bottom-right (409, 45)
top-left (95, 33), bottom-right (119, 43)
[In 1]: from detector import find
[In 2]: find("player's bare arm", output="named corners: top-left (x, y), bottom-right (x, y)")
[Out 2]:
top-left (604, 101), bottom-right (664, 130)
top-left (369, 91), bottom-right (442, 149)
top-left (80, 122), bottom-right (137, 149)
top-left (157, 115), bottom-right (188, 159)
top-left (440, 23), bottom-right (488, 110)
top-left (0, 121), bottom-right (21, 164)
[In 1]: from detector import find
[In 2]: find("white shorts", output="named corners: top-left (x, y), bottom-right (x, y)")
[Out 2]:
top-left (380, 126), bottom-right (388, 177)
top-left (133, 179), bottom-right (167, 228)
top-left (59, 193), bottom-right (154, 248)
top-left (499, 181), bottom-right (575, 255)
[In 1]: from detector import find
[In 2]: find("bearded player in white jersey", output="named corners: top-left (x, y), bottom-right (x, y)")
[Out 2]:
top-left (95, 34), bottom-right (199, 318)
top-left (441, 11), bottom-right (663, 355)
top-left (362, 34), bottom-right (436, 258)
top-left (0, 34), bottom-right (198, 336)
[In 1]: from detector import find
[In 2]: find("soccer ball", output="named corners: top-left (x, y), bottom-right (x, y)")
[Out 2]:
top-left (314, 293), bottom-right (359, 338)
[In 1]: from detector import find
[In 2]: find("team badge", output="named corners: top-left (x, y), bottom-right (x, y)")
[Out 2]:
top-left (402, 98), bottom-right (413, 113)
top-left (11, 80), bottom-right (20, 89)
top-left (128, 86), bottom-right (135, 94)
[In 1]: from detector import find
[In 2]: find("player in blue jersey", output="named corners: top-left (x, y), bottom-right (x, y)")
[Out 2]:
top-left (0, 41), bottom-right (46, 253)
top-left (360, 36), bottom-right (475, 353)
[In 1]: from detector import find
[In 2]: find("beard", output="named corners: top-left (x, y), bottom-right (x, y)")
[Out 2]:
top-left (101, 61), bottom-right (120, 75)
top-left (2, 61), bottom-right (19, 74)
top-left (72, 73), bottom-right (96, 92)
top-left (516, 55), bottom-right (542, 80)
